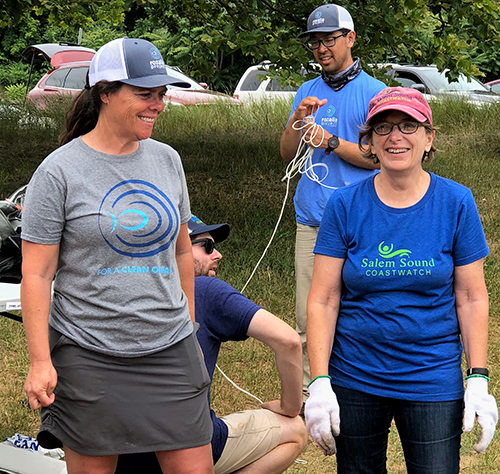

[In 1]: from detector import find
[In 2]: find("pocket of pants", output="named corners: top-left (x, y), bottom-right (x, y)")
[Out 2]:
top-left (182, 330), bottom-right (211, 391)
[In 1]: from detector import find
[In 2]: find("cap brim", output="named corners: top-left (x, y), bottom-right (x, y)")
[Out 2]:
top-left (368, 104), bottom-right (428, 124)
top-left (121, 75), bottom-right (190, 88)
top-left (191, 223), bottom-right (230, 243)
top-left (298, 26), bottom-right (346, 38)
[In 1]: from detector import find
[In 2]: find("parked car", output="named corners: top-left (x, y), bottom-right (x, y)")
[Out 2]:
top-left (484, 79), bottom-right (500, 94)
top-left (27, 60), bottom-right (92, 106)
top-left (377, 63), bottom-right (500, 106)
top-left (23, 43), bottom-right (239, 107)
top-left (233, 61), bottom-right (318, 104)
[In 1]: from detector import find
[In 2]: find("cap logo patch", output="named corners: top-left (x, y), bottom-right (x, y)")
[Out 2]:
top-left (315, 11), bottom-right (323, 19)
top-left (149, 47), bottom-right (160, 59)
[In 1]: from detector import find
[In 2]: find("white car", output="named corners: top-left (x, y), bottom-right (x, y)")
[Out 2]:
top-left (377, 63), bottom-right (500, 106)
top-left (233, 62), bottom-right (315, 104)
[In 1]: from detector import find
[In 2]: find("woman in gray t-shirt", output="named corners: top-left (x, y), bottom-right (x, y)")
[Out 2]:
top-left (21, 38), bottom-right (213, 474)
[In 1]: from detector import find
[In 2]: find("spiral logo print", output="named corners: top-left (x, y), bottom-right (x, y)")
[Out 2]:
top-left (98, 180), bottom-right (178, 257)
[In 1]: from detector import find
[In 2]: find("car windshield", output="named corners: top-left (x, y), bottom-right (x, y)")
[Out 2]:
top-left (166, 68), bottom-right (204, 90)
top-left (424, 69), bottom-right (489, 93)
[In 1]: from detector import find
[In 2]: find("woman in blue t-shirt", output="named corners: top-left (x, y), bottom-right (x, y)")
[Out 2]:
top-left (304, 87), bottom-right (498, 473)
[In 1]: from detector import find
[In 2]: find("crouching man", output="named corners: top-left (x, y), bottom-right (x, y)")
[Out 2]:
top-left (115, 215), bottom-right (307, 474)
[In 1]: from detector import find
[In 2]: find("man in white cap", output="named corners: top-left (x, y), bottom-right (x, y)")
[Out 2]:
top-left (280, 4), bottom-right (387, 403)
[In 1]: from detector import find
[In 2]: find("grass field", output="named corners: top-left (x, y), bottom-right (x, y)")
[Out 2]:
top-left (0, 96), bottom-right (499, 472)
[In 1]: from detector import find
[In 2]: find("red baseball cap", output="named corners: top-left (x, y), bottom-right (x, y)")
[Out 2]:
top-left (366, 87), bottom-right (433, 125)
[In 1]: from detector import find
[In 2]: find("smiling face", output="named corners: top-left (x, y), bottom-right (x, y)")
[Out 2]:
top-left (191, 232), bottom-right (223, 277)
top-left (368, 111), bottom-right (435, 174)
top-left (311, 30), bottom-right (355, 75)
top-left (100, 84), bottom-right (166, 142)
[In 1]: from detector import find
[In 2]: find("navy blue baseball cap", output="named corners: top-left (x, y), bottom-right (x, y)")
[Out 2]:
top-left (89, 37), bottom-right (190, 88)
top-left (188, 215), bottom-right (230, 243)
top-left (299, 4), bottom-right (355, 38)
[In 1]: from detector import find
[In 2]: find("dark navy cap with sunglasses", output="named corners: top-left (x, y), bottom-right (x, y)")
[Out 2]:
top-left (188, 214), bottom-right (230, 243)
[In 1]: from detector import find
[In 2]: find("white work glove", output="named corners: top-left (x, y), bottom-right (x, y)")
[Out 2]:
top-left (304, 377), bottom-right (340, 456)
top-left (463, 377), bottom-right (498, 453)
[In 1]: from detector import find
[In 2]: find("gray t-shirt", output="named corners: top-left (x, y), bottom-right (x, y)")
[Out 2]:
top-left (22, 137), bottom-right (192, 357)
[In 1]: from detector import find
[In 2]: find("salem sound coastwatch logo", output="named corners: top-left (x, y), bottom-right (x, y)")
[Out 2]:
top-left (361, 241), bottom-right (435, 278)
top-left (98, 180), bottom-right (179, 257)
top-left (378, 241), bottom-right (411, 258)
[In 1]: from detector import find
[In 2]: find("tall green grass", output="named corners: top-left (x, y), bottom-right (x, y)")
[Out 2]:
top-left (1, 97), bottom-right (500, 472)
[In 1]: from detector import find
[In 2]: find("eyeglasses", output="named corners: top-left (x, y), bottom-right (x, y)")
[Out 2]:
top-left (305, 31), bottom-right (348, 51)
top-left (192, 238), bottom-right (217, 254)
top-left (372, 121), bottom-right (422, 136)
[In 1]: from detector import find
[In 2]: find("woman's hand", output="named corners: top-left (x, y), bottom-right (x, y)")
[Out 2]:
top-left (304, 377), bottom-right (340, 456)
top-left (24, 361), bottom-right (57, 410)
top-left (464, 377), bottom-right (498, 453)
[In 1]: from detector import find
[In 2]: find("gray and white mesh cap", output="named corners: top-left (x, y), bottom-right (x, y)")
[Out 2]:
top-left (298, 4), bottom-right (354, 38)
top-left (89, 37), bottom-right (190, 88)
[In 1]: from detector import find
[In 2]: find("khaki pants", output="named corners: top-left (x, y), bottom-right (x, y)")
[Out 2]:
top-left (214, 409), bottom-right (281, 474)
top-left (295, 223), bottom-right (319, 401)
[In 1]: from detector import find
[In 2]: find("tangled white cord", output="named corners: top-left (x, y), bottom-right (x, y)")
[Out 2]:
top-left (239, 111), bottom-right (335, 294)
top-left (282, 113), bottom-right (338, 191)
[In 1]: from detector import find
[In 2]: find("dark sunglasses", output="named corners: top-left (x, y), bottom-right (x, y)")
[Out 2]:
top-left (192, 238), bottom-right (217, 254)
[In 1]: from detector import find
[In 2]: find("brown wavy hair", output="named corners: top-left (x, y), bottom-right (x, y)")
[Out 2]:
top-left (59, 80), bottom-right (124, 146)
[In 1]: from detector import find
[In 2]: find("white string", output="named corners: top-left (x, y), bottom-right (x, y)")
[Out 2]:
top-left (219, 110), bottom-right (334, 400)
top-left (213, 114), bottom-right (341, 468)
top-left (215, 363), bottom-right (263, 404)
top-left (239, 111), bottom-right (335, 294)
top-left (282, 112), bottom-right (338, 190)
top-left (239, 172), bottom-right (292, 294)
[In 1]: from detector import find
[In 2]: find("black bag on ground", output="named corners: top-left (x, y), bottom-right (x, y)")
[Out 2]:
top-left (0, 185), bottom-right (26, 283)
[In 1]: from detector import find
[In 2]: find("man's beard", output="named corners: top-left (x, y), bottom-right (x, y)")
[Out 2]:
top-left (193, 259), bottom-right (209, 277)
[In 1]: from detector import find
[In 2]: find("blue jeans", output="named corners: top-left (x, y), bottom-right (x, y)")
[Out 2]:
top-left (333, 385), bottom-right (463, 474)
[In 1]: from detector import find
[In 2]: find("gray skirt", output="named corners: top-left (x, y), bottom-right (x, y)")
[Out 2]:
top-left (37, 326), bottom-right (212, 456)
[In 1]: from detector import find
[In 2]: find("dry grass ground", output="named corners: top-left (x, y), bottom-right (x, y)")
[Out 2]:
top-left (0, 98), bottom-right (499, 472)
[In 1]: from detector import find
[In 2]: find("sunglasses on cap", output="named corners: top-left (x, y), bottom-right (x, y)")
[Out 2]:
top-left (191, 238), bottom-right (217, 254)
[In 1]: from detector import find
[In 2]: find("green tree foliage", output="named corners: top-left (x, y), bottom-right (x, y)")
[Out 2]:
top-left (143, 0), bottom-right (500, 88)
top-left (1, 0), bottom-right (500, 92)
top-left (0, 0), bottom-right (134, 30)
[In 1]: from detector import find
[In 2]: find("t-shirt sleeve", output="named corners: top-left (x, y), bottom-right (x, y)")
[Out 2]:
top-left (314, 191), bottom-right (348, 259)
top-left (171, 150), bottom-right (191, 225)
top-left (453, 189), bottom-right (489, 266)
top-left (202, 278), bottom-right (261, 341)
top-left (21, 168), bottom-right (66, 245)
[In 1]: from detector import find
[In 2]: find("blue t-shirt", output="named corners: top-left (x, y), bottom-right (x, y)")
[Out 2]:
top-left (314, 173), bottom-right (489, 401)
top-left (289, 71), bottom-right (386, 226)
top-left (195, 276), bottom-right (261, 463)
